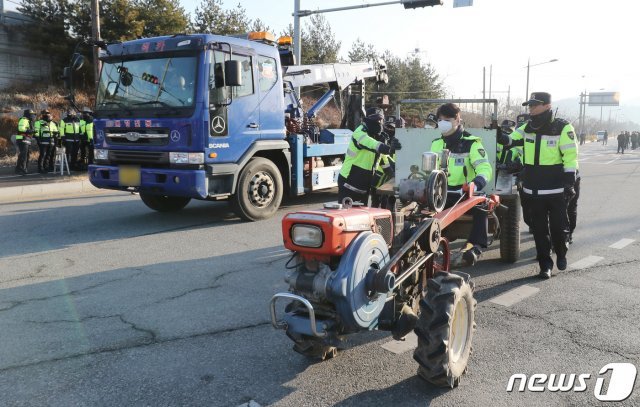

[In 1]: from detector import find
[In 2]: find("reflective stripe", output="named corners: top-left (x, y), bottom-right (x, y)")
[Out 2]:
top-left (523, 187), bottom-right (564, 195)
top-left (515, 128), bottom-right (525, 136)
top-left (541, 135), bottom-right (560, 140)
top-left (473, 158), bottom-right (489, 166)
top-left (560, 144), bottom-right (576, 151)
top-left (344, 183), bottom-right (368, 194)
top-left (354, 133), bottom-right (368, 142)
top-left (564, 167), bottom-right (576, 172)
top-left (450, 153), bottom-right (469, 158)
top-left (346, 149), bottom-right (357, 157)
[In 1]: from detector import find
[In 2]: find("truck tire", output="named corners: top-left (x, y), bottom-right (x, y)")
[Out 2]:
top-left (232, 157), bottom-right (283, 221)
top-left (139, 193), bottom-right (191, 212)
top-left (498, 195), bottom-right (521, 263)
top-left (413, 271), bottom-right (476, 388)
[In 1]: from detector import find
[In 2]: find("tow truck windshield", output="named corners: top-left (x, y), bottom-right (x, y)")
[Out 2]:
top-left (96, 55), bottom-right (197, 117)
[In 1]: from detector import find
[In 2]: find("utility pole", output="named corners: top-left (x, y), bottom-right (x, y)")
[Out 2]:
top-left (482, 66), bottom-right (486, 121)
top-left (90, 0), bottom-right (101, 89)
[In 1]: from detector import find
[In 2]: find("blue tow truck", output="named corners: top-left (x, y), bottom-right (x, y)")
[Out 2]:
top-left (64, 32), bottom-right (387, 220)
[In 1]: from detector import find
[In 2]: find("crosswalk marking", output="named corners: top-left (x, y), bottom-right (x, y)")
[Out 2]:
top-left (569, 255), bottom-right (604, 270)
top-left (609, 239), bottom-right (635, 249)
top-left (488, 285), bottom-right (540, 307)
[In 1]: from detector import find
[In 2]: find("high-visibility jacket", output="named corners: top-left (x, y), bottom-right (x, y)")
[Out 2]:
top-left (34, 120), bottom-right (58, 142)
top-left (431, 131), bottom-right (492, 190)
top-left (60, 117), bottom-right (82, 139)
top-left (339, 124), bottom-right (387, 195)
top-left (80, 120), bottom-right (94, 141)
top-left (509, 117), bottom-right (578, 195)
top-left (17, 117), bottom-right (32, 140)
top-left (497, 142), bottom-right (522, 165)
top-left (373, 154), bottom-right (395, 188)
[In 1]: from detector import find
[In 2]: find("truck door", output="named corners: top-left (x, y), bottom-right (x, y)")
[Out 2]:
top-left (208, 50), bottom-right (261, 163)
top-left (257, 54), bottom-right (286, 140)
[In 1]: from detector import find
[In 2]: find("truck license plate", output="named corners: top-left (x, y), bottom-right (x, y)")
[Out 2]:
top-left (119, 165), bottom-right (141, 186)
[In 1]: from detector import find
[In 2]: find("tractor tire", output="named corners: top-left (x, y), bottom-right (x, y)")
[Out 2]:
top-left (498, 195), bottom-right (521, 263)
top-left (413, 271), bottom-right (476, 388)
top-left (231, 157), bottom-right (283, 221)
top-left (139, 193), bottom-right (191, 212)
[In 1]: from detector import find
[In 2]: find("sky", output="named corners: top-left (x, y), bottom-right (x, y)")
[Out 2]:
top-left (4, 0), bottom-right (638, 117)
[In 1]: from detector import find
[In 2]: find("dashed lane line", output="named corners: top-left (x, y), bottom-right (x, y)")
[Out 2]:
top-left (609, 239), bottom-right (635, 249)
top-left (488, 285), bottom-right (540, 307)
top-left (569, 255), bottom-right (604, 270)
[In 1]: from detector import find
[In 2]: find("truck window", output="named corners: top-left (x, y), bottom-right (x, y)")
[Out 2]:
top-left (232, 54), bottom-right (254, 98)
top-left (258, 55), bottom-right (278, 93)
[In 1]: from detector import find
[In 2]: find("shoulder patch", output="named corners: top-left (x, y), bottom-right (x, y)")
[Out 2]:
top-left (477, 148), bottom-right (486, 157)
top-left (567, 131), bottom-right (575, 140)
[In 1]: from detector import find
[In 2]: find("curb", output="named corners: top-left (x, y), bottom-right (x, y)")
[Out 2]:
top-left (0, 179), bottom-right (98, 203)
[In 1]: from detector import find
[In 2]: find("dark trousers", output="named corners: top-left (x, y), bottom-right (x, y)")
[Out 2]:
top-left (79, 139), bottom-right (94, 168)
top-left (37, 140), bottom-right (54, 171)
top-left (617, 141), bottom-right (625, 154)
top-left (567, 177), bottom-right (581, 233)
top-left (337, 176), bottom-right (369, 205)
top-left (15, 139), bottom-right (30, 173)
top-left (445, 193), bottom-right (488, 248)
top-left (64, 139), bottom-right (81, 170)
top-left (529, 194), bottom-right (569, 269)
top-left (518, 187), bottom-right (532, 227)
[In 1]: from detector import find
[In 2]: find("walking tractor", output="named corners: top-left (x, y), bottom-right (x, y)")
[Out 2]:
top-left (62, 32), bottom-right (387, 220)
top-left (270, 145), bottom-right (502, 388)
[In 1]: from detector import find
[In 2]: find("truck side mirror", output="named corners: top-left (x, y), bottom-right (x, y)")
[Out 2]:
top-left (71, 53), bottom-right (84, 71)
top-left (224, 60), bottom-right (242, 87)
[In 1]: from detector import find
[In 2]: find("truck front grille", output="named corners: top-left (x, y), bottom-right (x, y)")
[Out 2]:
top-left (108, 150), bottom-right (168, 165)
top-left (106, 128), bottom-right (169, 146)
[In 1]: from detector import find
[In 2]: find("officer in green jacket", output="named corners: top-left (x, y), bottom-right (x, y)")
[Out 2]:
top-left (504, 92), bottom-right (578, 278)
top-left (33, 109), bottom-right (58, 173)
top-left (338, 107), bottom-right (401, 204)
top-left (60, 110), bottom-right (82, 170)
top-left (80, 109), bottom-right (94, 168)
top-left (432, 103), bottom-right (493, 266)
top-left (15, 109), bottom-right (36, 175)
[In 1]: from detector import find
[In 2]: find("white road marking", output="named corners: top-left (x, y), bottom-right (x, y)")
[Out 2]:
top-left (488, 285), bottom-right (540, 307)
top-left (381, 332), bottom-right (417, 354)
top-left (609, 239), bottom-right (635, 249)
top-left (605, 156), bottom-right (622, 165)
top-left (569, 255), bottom-right (604, 270)
top-left (237, 401), bottom-right (262, 407)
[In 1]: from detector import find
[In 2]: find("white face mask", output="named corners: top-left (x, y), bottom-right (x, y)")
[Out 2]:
top-left (438, 119), bottom-right (453, 135)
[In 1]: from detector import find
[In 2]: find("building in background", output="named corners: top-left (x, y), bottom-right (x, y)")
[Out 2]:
top-left (0, 0), bottom-right (52, 90)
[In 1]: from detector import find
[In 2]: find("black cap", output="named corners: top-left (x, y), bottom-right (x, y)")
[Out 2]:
top-left (365, 107), bottom-right (384, 120)
top-left (41, 109), bottom-right (50, 115)
top-left (24, 109), bottom-right (35, 116)
top-left (522, 92), bottom-right (551, 106)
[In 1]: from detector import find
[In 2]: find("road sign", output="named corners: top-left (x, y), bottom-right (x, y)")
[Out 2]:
top-left (588, 92), bottom-right (620, 106)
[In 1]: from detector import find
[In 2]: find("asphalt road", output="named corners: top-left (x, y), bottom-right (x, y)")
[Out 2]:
top-left (0, 141), bottom-right (638, 406)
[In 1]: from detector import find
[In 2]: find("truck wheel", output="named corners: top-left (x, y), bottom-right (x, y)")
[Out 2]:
top-left (413, 271), bottom-right (476, 388)
top-left (139, 193), bottom-right (191, 212)
top-left (232, 157), bottom-right (283, 221)
top-left (498, 195), bottom-right (521, 263)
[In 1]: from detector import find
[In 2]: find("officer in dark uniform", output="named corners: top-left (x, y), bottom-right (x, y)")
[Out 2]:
top-left (338, 107), bottom-right (401, 204)
top-left (79, 109), bottom-right (94, 169)
top-left (506, 92), bottom-right (578, 278)
top-left (617, 131), bottom-right (625, 154)
top-left (33, 109), bottom-right (58, 173)
top-left (15, 109), bottom-right (36, 175)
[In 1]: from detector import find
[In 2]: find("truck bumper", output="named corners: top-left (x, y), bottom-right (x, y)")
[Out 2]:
top-left (88, 165), bottom-right (208, 199)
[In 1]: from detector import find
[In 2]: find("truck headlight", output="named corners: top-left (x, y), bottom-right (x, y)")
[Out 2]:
top-left (94, 149), bottom-right (108, 160)
top-left (291, 224), bottom-right (323, 248)
top-left (170, 152), bottom-right (204, 164)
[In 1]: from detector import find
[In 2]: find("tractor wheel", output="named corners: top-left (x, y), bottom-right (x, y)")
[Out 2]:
top-left (231, 157), bottom-right (283, 221)
top-left (413, 271), bottom-right (476, 388)
top-left (139, 193), bottom-right (191, 212)
top-left (498, 195), bottom-right (521, 263)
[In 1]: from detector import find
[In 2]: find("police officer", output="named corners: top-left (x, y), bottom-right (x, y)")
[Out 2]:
top-left (338, 107), bottom-right (401, 204)
top-left (432, 103), bottom-right (493, 266)
top-left (79, 109), bottom-right (94, 168)
top-left (15, 109), bottom-right (36, 175)
top-left (33, 109), bottom-right (58, 173)
top-left (508, 92), bottom-right (578, 278)
top-left (60, 110), bottom-right (82, 170)
top-left (617, 131), bottom-right (625, 154)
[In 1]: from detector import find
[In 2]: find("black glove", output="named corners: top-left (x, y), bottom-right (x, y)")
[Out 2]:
top-left (497, 130), bottom-right (511, 146)
top-left (564, 185), bottom-right (576, 202)
top-left (377, 142), bottom-right (392, 155)
top-left (472, 176), bottom-right (487, 191)
top-left (390, 138), bottom-right (402, 152)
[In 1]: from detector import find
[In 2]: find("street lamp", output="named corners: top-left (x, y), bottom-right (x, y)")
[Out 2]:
top-left (524, 58), bottom-right (558, 102)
